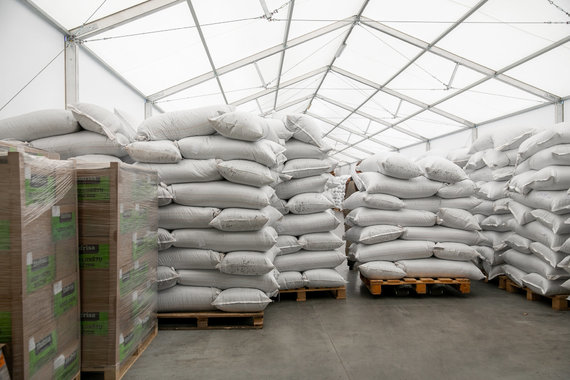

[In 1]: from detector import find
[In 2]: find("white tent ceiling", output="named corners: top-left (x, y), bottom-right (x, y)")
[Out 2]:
top-left (25, 0), bottom-right (570, 164)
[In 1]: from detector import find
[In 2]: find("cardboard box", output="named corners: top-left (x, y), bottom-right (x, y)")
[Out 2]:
top-left (0, 344), bottom-right (10, 380)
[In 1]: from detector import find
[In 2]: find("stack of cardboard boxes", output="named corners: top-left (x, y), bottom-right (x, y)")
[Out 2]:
top-left (0, 149), bottom-right (80, 379)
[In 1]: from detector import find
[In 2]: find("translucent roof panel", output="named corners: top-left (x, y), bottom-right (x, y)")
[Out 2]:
top-left (374, 128), bottom-right (423, 149)
top-left (385, 51), bottom-right (485, 104)
top-left (437, 78), bottom-right (549, 123)
top-left (335, 24), bottom-right (423, 86)
top-left (505, 43), bottom-right (570, 97)
top-left (219, 64), bottom-right (266, 104)
top-left (235, 100), bottom-right (262, 114)
top-left (341, 114), bottom-right (388, 136)
top-left (280, 26), bottom-right (350, 83)
top-left (350, 139), bottom-right (392, 153)
top-left (342, 146), bottom-right (371, 160)
top-left (327, 129), bottom-right (365, 146)
top-left (192, 0), bottom-right (286, 68)
top-left (31, 0), bottom-right (147, 30)
top-left (276, 73), bottom-right (325, 108)
top-left (363, 0), bottom-right (478, 42)
top-left (358, 91), bottom-right (423, 123)
top-left (254, 54), bottom-right (282, 88)
top-left (317, 71), bottom-right (376, 109)
top-left (307, 98), bottom-right (352, 124)
top-left (84, 4), bottom-right (210, 95)
top-left (275, 99), bottom-right (311, 116)
top-left (436, 0), bottom-right (570, 69)
top-left (397, 110), bottom-right (464, 139)
top-left (288, 0), bottom-right (362, 40)
top-left (155, 78), bottom-right (224, 112)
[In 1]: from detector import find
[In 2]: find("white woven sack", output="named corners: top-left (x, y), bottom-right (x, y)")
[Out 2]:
top-left (209, 111), bottom-right (266, 141)
top-left (209, 208), bottom-right (269, 232)
top-left (217, 251), bottom-right (275, 275)
top-left (402, 226), bottom-right (487, 246)
top-left (508, 171), bottom-right (537, 194)
top-left (437, 179), bottom-right (476, 199)
top-left (274, 250), bottom-right (345, 272)
top-left (492, 167), bottom-right (515, 182)
top-left (358, 261), bottom-right (406, 280)
top-left (474, 246), bottom-right (501, 265)
top-left (417, 156), bottom-right (468, 183)
top-left (274, 210), bottom-right (340, 236)
top-left (0, 109), bottom-right (80, 141)
top-left (216, 160), bottom-right (276, 187)
top-left (286, 192), bottom-right (335, 214)
top-left (530, 242), bottom-right (568, 268)
top-left (502, 264), bottom-right (528, 287)
top-left (302, 269), bottom-right (346, 288)
top-left (504, 234), bottom-right (532, 254)
top-left (526, 144), bottom-right (570, 169)
top-left (482, 149), bottom-right (517, 169)
top-left (508, 220), bottom-right (570, 253)
top-left (158, 247), bottom-right (223, 270)
top-left (134, 159), bottom-right (221, 185)
top-left (282, 158), bottom-right (337, 179)
top-left (503, 249), bottom-right (570, 280)
top-left (447, 147), bottom-right (470, 167)
top-left (440, 197), bottom-right (482, 211)
top-left (436, 208), bottom-right (481, 231)
top-left (277, 271), bottom-right (305, 290)
top-left (265, 118), bottom-right (293, 140)
top-left (157, 266), bottom-right (179, 291)
top-left (177, 270), bottom-right (279, 295)
top-left (350, 240), bottom-right (434, 263)
top-left (70, 154), bottom-right (123, 164)
top-left (481, 215), bottom-right (513, 232)
top-left (480, 231), bottom-right (512, 250)
top-left (69, 103), bottom-right (136, 142)
top-left (493, 127), bottom-right (535, 151)
top-left (493, 198), bottom-right (511, 214)
top-left (212, 288), bottom-right (272, 312)
top-left (476, 181), bottom-right (507, 200)
top-left (468, 167), bottom-right (494, 182)
top-left (531, 209), bottom-right (570, 235)
top-left (159, 204), bottom-right (221, 229)
top-left (171, 182), bottom-right (269, 209)
top-left (464, 150), bottom-right (486, 171)
top-left (468, 134), bottom-right (493, 154)
top-left (30, 130), bottom-right (127, 159)
top-left (508, 190), bottom-right (570, 214)
top-left (343, 192), bottom-right (404, 210)
top-left (403, 197), bottom-right (441, 213)
top-left (357, 152), bottom-right (422, 179)
top-left (358, 172), bottom-right (443, 198)
top-left (346, 208), bottom-right (436, 227)
top-left (276, 235), bottom-right (302, 255)
top-left (158, 286), bottom-right (220, 312)
top-left (526, 166), bottom-right (570, 192)
top-left (518, 124), bottom-right (570, 160)
top-left (284, 139), bottom-right (328, 160)
top-left (344, 225), bottom-right (404, 245)
top-left (433, 242), bottom-right (481, 261)
top-left (158, 228), bottom-right (175, 251)
top-left (172, 227), bottom-right (277, 252)
top-left (506, 198), bottom-right (535, 225)
top-left (178, 135), bottom-right (285, 167)
top-left (523, 273), bottom-right (568, 296)
top-left (298, 232), bottom-right (344, 250)
top-left (470, 200), bottom-right (495, 216)
top-left (395, 258), bottom-right (485, 280)
top-left (275, 173), bottom-right (329, 200)
top-left (126, 140), bottom-right (181, 163)
top-left (137, 105), bottom-right (234, 141)
top-left (158, 184), bottom-right (173, 207)
top-left (285, 114), bottom-right (324, 147)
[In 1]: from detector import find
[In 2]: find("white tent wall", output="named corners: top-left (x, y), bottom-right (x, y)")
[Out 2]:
top-left (0, 0), bottom-right (65, 118)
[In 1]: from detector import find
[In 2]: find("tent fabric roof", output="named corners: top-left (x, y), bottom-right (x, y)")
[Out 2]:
top-left (29, 0), bottom-right (570, 164)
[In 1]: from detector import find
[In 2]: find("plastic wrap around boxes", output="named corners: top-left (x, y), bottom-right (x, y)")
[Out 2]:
top-left (77, 162), bottom-right (158, 372)
top-left (345, 152), bottom-right (486, 282)
top-left (0, 148), bottom-right (80, 380)
top-left (467, 123), bottom-right (570, 296)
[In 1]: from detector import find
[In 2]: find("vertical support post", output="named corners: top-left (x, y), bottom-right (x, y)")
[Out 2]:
top-left (472, 126), bottom-right (478, 143)
top-left (555, 101), bottom-right (564, 123)
top-left (64, 36), bottom-right (78, 107)
top-left (144, 101), bottom-right (153, 119)
top-left (426, 140), bottom-right (431, 151)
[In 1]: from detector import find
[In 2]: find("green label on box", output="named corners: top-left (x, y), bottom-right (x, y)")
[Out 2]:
top-left (120, 263), bottom-right (150, 297)
top-left (119, 324), bottom-right (142, 363)
top-left (0, 312), bottom-right (11, 342)
top-left (77, 175), bottom-right (110, 201)
top-left (0, 220), bottom-right (9, 251)
top-left (25, 174), bottom-right (56, 206)
top-left (54, 281), bottom-right (78, 318)
top-left (81, 312), bottom-right (108, 336)
top-left (27, 255), bottom-right (55, 293)
top-left (54, 349), bottom-right (79, 380)
top-left (29, 330), bottom-right (57, 376)
top-left (132, 232), bottom-right (157, 261)
top-left (79, 244), bottom-right (109, 269)
top-left (52, 211), bottom-right (76, 242)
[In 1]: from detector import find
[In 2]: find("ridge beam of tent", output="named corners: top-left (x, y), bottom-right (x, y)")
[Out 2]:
top-left (148, 16), bottom-right (356, 101)
top-left (273, 0), bottom-right (295, 110)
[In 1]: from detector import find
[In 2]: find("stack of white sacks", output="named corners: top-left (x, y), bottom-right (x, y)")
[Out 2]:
top-left (500, 123), bottom-right (570, 296)
top-left (130, 105), bottom-right (289, 313)
top-left (345, 152), bottom-right (486, 283)
top-left (272, 115), bottom-right (347, 291)
top-left (0, 104), bottom-right (137, 162)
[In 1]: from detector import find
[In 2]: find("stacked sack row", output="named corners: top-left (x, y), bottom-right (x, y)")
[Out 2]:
top-left (272, 115), bottom-right (347, 291)
top-left (0, 104), bottom-right (138, 162)
top-left (128, 105), bottom-right (289, 313)
top-left (345, 152), bottom-right (486, 282)
top-left (502, 123), bottom-right (570, 296)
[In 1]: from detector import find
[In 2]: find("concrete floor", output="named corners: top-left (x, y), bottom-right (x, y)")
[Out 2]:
top-left (125, 266), bottom-right (570, 380)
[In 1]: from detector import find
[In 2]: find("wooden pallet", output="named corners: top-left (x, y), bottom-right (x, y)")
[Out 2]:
top-left (360, 273), bottom-right (471, 295)
top-left (498, 275), bottom-right (569, 311)
top-left (157, 311), bottom-right (264, 330)
top-left (279, 286), bottom-right (346, 302)
top-left (81, 325), bottom-right (157, 380)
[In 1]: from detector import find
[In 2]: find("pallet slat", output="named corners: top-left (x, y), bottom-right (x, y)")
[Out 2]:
top-left (157, 311), bottom-right (264, 330)
top-left (279, 286), bottom-right (346, 302)
top-left (360, 274), bottom-right (470, 295)
top-left (497, 276), bottom-right (569, 311)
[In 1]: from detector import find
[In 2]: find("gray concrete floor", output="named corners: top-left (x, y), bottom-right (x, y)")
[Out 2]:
top-left (125, 266), bottom-right (570, 380)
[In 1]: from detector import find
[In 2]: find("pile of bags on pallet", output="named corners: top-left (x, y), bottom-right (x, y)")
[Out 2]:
top-left (129, 105), bottom-right (290, 313)
top-left (272, 115), bottom-right (347, 291)
top-left (0, 104), bottom-right (137, 162)
top-left (345, 152), bottom-right (486, 283)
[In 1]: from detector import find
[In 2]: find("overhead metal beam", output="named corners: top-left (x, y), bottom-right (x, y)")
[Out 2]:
top-left (70, 0), bottom-right (183, 39)
top-left (64, 37), bottom-right (79, 106)
top-left (186, 0), bottom-right (228, 104)
top-left (273, 1), bottom-right (295, 110)
top-left (359, 16), bottom-right (563, 102)
top-left (328, 149), bottom-right (362, 162)
top-left (261, 94), bottom-right (315, 116)
top-left (231, 66), bottom-right (328, 107)
top-left (305, 0), bottom-right (370, 111)
top-left (148, 17), bottom-right (355, 101)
